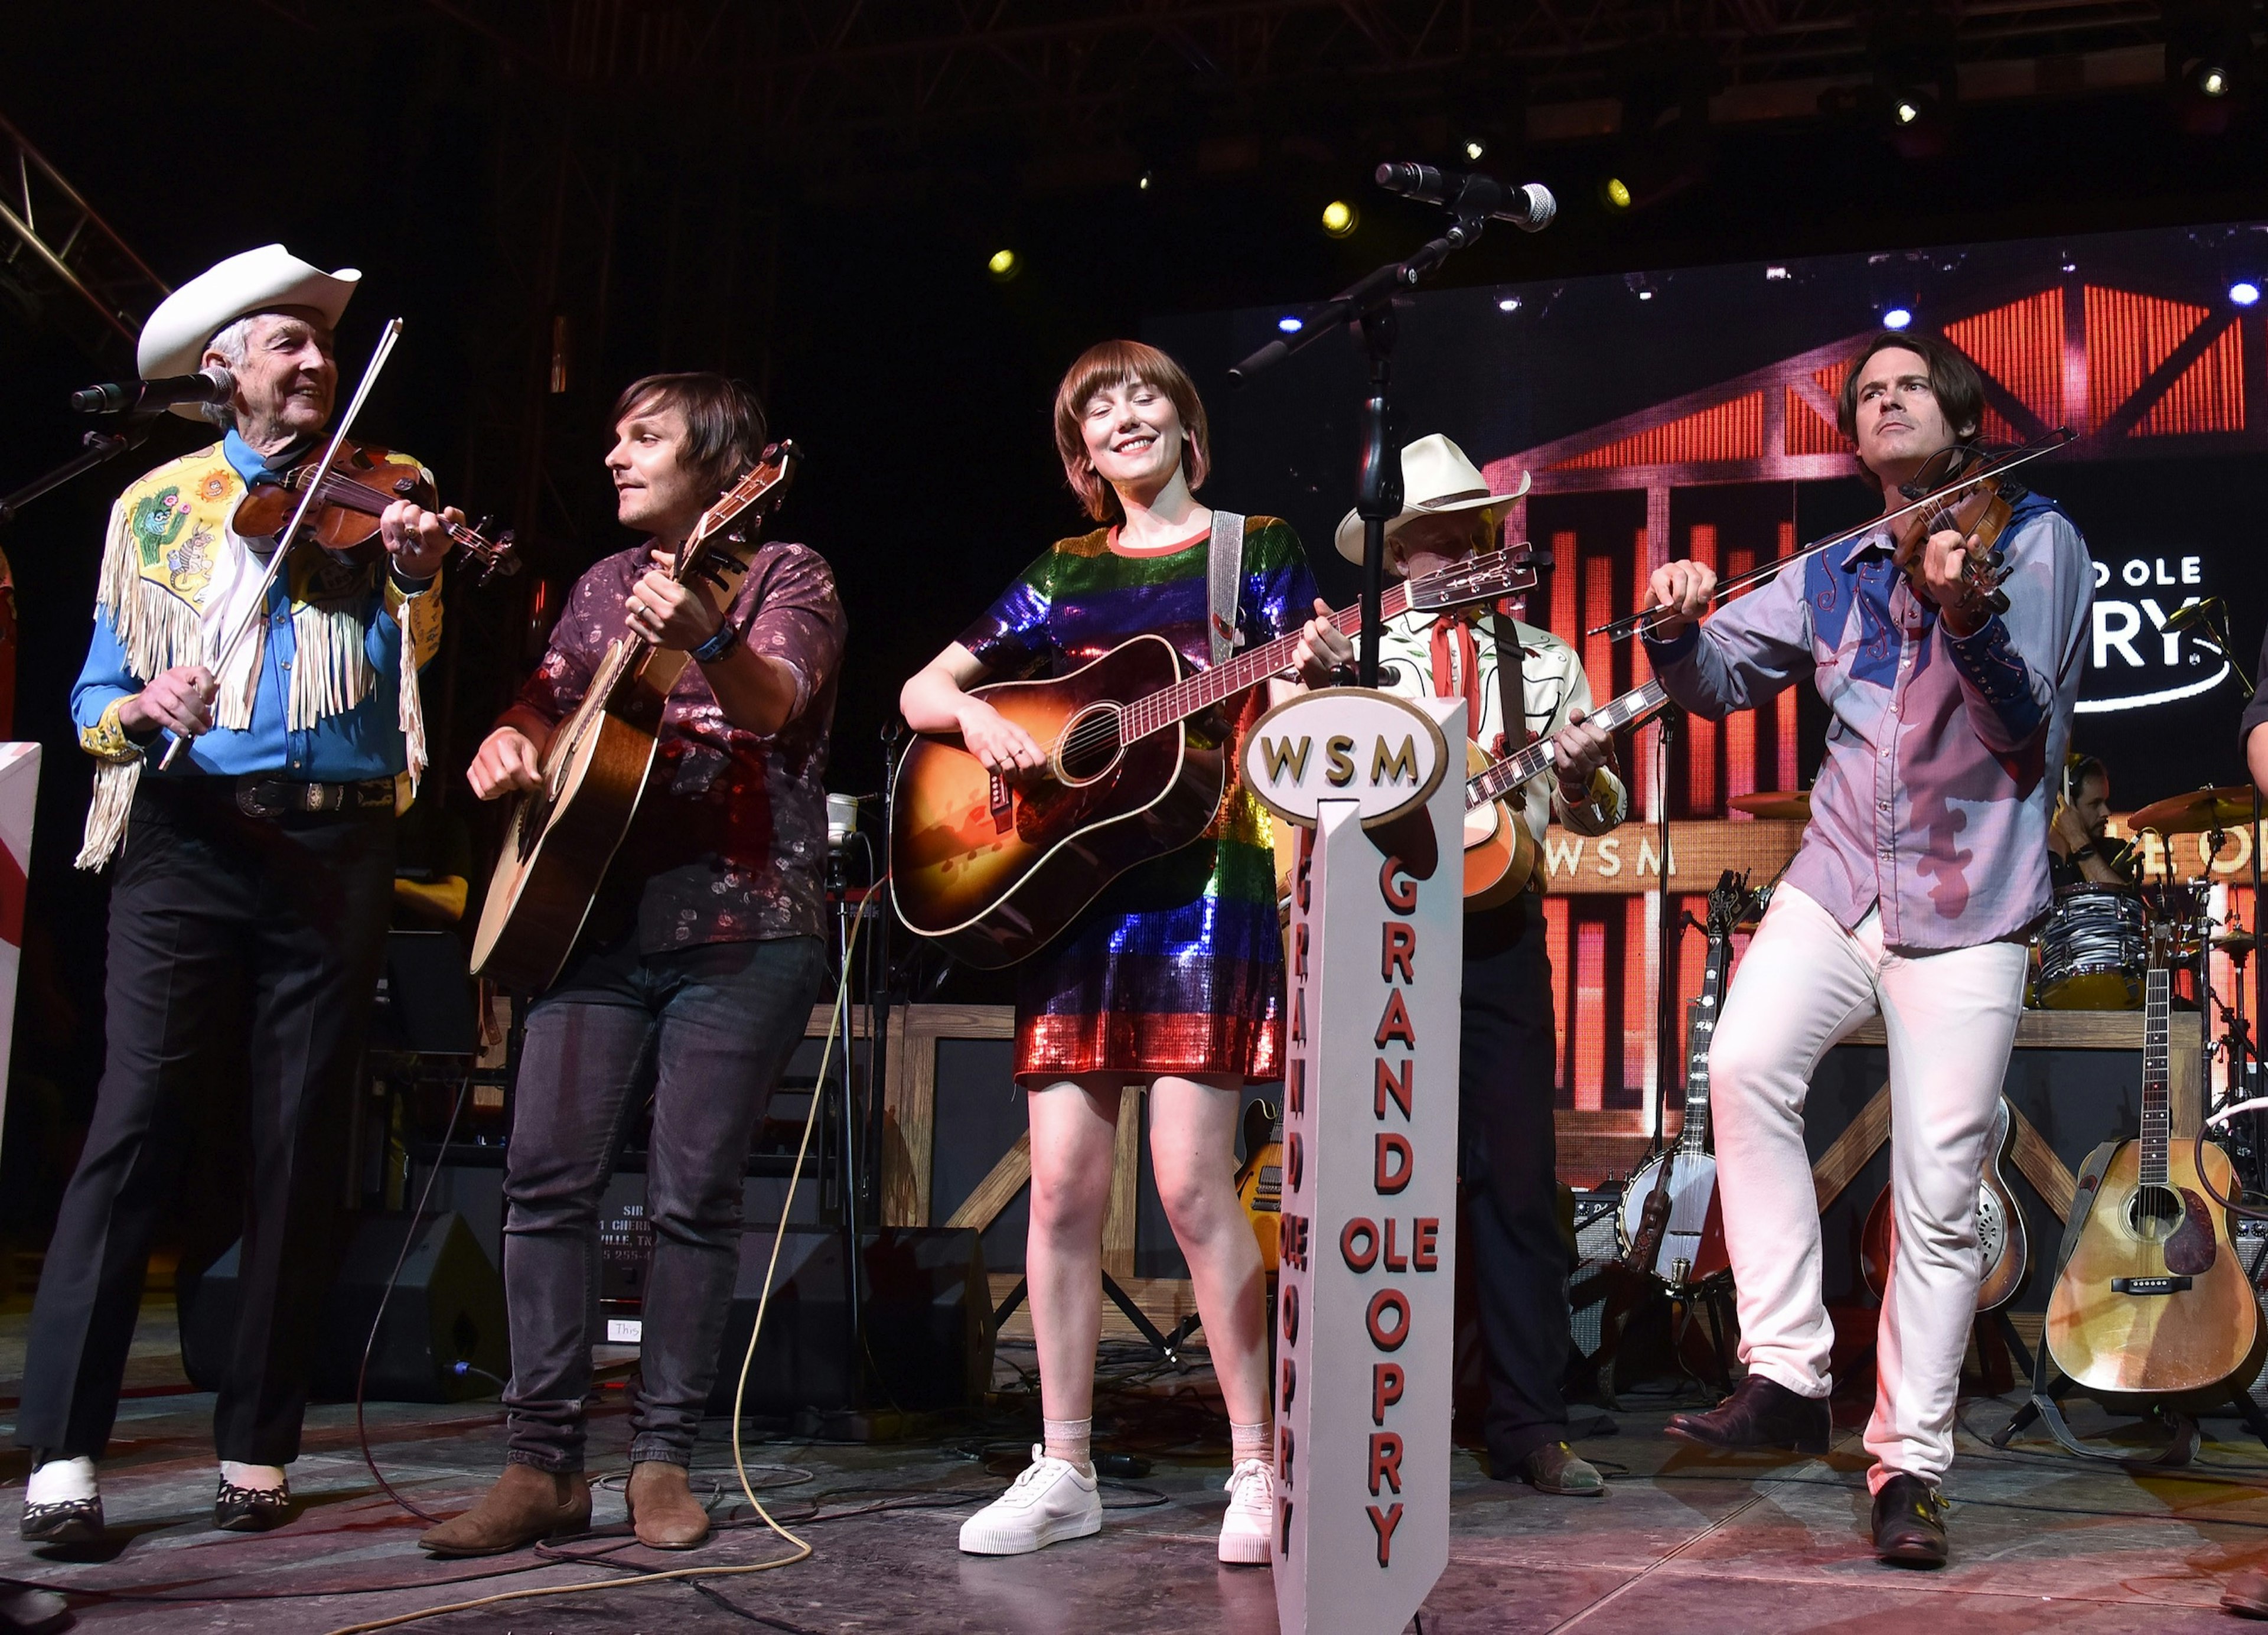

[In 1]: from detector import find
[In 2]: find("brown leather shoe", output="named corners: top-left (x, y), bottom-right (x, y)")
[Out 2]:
top-left (1664, 1375), bottom-right (1832, 1454)
top-left (626, 1460), bottom-right (711, 1550)
top-left (2223, 1566), bottom-right (2268, 1617)
top-left (419, 1463), bottom-right (591, 1558)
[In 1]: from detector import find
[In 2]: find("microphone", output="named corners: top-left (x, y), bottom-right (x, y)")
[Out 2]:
top-left (1375, 163), bottom-right (1557, 232)
top-left (71, 367), bottom-right (235, 416)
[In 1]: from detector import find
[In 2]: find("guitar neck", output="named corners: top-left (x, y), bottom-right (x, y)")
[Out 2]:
top-left (1120, 581), bottom-right (1420, 740)
top-left (1468, 678), bottom-right (1670, 809)
top-left (2141, 959), bottom-right (2171, 1185)
top-left (1680, 937), bottom-right (1734, 1153)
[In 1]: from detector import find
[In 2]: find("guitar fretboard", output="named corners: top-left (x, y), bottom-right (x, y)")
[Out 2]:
top-left (1467, 679), bottom-right (1671, 809)
top-left (1681, 934), bottom-right (1735, 1155)
top-left (1116, 548), bottom-right (1531, 744)
top-left (2141, 960), bottom-right (2171, 1186)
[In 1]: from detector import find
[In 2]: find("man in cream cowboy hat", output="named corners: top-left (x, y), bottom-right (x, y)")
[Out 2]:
top-left (17, 246), bottom-right (457, 1542)
top-left (1301, 432), bottom-right (1627, 1497)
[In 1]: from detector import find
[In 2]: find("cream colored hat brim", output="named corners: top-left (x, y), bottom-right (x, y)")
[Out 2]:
top-left (137, 244), bottom-right (360, 419)
top-left (1332, 474), bottom-right (1531, 564)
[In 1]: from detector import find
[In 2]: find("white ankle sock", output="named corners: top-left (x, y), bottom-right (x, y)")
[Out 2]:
top-left (1041, 1417), bottom-right (1093, 1470)
top-left (1229, 1420), bottom-right (1270, 1466)
top-left (220, 1461), bottom-right (286, 1493)
top-left (27, 1456), bottom-right (95, 1506)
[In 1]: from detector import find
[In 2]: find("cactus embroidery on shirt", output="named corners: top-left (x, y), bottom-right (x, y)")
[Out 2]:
top-left (129, 488), bottom-right (190, 568)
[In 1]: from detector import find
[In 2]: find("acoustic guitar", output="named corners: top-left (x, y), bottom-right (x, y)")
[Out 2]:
top-left (889, 549), bottom-right (1534, 968)
top-left (2045, 922), bottom-right (2262, 1398)
top-left (1461, 678), bottom-right (1672, 906)
top-left (1859, 1095), bottom-right (2029, 1312)
top-left (1615, 867), bottom-right (1752, 1286)
top-left (471, 444), bottom-right (800, 994)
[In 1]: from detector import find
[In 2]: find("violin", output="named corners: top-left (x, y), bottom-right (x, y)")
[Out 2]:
top-left (1888, 444), bottom-right (2022, 621)
top-left (231, 439), bottom-right (520, 584)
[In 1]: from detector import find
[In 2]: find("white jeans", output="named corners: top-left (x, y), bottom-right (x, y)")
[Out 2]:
top-left (1708, 884), bottom-right (2028, 1490)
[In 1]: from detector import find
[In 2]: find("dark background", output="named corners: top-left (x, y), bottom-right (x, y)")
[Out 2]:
top-left (5, 2), bottom-right (2268, 1239)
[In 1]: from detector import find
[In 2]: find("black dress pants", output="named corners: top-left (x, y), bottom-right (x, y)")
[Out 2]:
top-left (15, 780), bottom-right (394, 1465)
top-left (1459, 889), bottom-right (1575, 1470)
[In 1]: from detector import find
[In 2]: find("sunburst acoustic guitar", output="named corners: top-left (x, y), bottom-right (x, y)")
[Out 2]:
top-left (889, 549), bottom-right (1535, 968)
top-left (1859, 1095), bottom-right (2029, 1312)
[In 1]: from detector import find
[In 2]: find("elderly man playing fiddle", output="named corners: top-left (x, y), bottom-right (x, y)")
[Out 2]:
top-left (16, 246), bottom-right (454, 1543)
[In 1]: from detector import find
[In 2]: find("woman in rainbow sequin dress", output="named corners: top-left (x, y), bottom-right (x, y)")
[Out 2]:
top-left (902, 340), bottom-right (1336, 1563)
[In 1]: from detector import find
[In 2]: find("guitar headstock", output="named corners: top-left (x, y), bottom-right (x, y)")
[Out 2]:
top-left (1403, 546), bottom-right (1539, 614)
top-left (1704, 868), bottom-right (1759, 940)
top-left (674, 439), bottom-right (801, 581)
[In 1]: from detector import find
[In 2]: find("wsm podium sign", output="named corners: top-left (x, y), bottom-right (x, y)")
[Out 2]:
top-left (1242, 690), bottom-right (1462, 1635)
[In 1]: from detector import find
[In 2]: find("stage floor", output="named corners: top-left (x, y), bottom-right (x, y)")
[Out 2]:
top-left (4, 1301), bottom-right (2267, 1632)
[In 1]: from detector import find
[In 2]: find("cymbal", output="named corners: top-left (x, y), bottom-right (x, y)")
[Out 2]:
top-left (2127, 785), bottom-right (2259, 835)
top-left (1729, 790), bottom-right (1811, 820)
top-left (2217, 929), bottom-right (2257, 957)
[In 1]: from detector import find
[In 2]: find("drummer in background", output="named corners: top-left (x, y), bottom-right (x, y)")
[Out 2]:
top-left (2048, 753), bottom-right (2129, 890)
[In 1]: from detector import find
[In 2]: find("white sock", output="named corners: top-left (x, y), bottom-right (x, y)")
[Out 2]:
top-left (1041, 1417), bottom-right (1093, 1471)
top-left (1230, 1421), bottom-right (1270, 1467)
top-left (26, 1456), bottom-right (95, 1506)
top-left (220, 1461), bottom-right (286, 1493)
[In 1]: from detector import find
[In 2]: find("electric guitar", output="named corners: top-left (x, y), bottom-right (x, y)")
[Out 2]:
top-left (1614, 868), bottom-right (1753, 1287)
top-left (1233, 1097), bottom-right (1283, 1273)
top-left (2045, 922), bottom-right (2262, 1397)
top-left (471, 444), bottom-right (800, 994)
top-left (889, 549), bottom-right (1536, 968)
top-left (1461, 678), bottom-right (1673, 906)
top-left (1859, 1095), bottom-right (2029, 1312)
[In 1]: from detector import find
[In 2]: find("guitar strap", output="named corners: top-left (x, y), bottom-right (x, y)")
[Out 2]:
top-left (2018, 1140), bottom-right (2203, 1467)
top-left (1489, 613), bottom-right (1530, 756)
top-left (1207, 511), bottom-right (1246, 669)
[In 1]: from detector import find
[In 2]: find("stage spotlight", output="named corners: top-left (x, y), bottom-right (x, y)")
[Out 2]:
top-left (2231, 281), bottom-right (2262, 306)
top-left (1882, 306), bottom-right (1914, 329)
top-left (1464, 138), bottom-right (1487, 161)
top-left (1601, 177), bottom-right (1632, 211)
top-left (1139, 171), bottom-right (1154, 191)
top-left (1894, 97), bottom-right (1922, 125)
top-left (1321, 200), bottom-right (1358, 237)
top-left (1278, 315), bottom-right (1305, 333)
top-left (1497, 295), bottom-right (1522, 312)
top-left (987, 249), bottom-right (1020, 281)
top-left (2202, 65), bottom-right (2230, 95)
top-left (1765, 266), bottom-right (1791, 281)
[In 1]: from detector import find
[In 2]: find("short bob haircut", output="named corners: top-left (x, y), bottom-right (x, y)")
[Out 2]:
top-left (611, 372), bottom-right (768, 500)
top-left (1052, 340), bottom-right (1211, 523)
top-left (1836, 331), bottom-right (1987, 487)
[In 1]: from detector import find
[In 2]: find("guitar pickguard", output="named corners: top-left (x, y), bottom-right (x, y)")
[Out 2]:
top-left (2166, 1188), bottom-right (2219, 1276)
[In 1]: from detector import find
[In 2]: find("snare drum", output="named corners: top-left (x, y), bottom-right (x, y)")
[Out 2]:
top-left (2033, 884), bottom-right (2147, 1009)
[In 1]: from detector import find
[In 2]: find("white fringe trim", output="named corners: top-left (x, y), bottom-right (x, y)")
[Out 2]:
top-left (285, 600), bottom-right (376, 734)
top-left (74, 757), bottom-right (142, 871)
top-left (397, 608), bottom-right (427, 794)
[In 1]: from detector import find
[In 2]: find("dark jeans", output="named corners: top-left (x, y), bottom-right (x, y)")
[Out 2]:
top-left (501, 932), bottom-right (825, 1471)
top-left (1459, 890), bottom-right (1575, 1469)
top-left (17, 781), bottom-right (394, 1465)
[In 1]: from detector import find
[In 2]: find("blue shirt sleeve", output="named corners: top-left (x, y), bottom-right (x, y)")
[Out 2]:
top-left (72, 606), bottom-right (144, 743)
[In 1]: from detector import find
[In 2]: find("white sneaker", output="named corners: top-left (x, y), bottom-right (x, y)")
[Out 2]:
top-left (1218, 1457), bottom-right (1276, 1564)
top-left (958, 1445), bottom-right (1102, 1556)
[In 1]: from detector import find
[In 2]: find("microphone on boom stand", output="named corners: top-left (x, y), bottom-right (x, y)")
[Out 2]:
top-left (70, 367), bottom-right (236, 416)
top-left (1374, 163), bottom-right (1558, 232)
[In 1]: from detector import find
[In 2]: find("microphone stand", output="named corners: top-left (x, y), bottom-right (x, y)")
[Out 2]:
top-left (1230, 198), bottom-right (1497, 684)
top-left (1650, 705), bottom-right (1684, 1162)
top-left (0, 417), bottom-right (159, 530)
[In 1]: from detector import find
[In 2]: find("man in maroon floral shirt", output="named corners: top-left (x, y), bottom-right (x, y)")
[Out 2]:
top-left (424, 373), bottom-right (843, 1558)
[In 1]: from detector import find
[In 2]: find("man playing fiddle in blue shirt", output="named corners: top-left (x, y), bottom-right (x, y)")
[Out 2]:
top-left (1640, 331), bottom-right (2092, 1567)
top-left (17, 246), bottom-right (454, 1543)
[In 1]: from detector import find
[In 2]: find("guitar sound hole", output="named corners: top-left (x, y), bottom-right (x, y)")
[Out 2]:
top-left (2128, 1183), bottom-right (2184, 1242)
top-left (1056, 705), bottom-right (1125, 784)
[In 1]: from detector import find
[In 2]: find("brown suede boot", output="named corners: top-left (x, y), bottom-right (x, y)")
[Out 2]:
top-left (419, 1464), bottom-right (591, 1558)
top-left (626, 1461), bottom-right (711, 1550)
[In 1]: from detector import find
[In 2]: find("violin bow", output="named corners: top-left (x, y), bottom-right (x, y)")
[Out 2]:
top-left (159, 317), bottom-right (406, 770)
top-left (1588, 425), bottom-right (2075, 642)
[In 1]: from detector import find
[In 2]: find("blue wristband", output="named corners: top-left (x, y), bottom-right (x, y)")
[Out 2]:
top-left (693, 619), bottom-right (741, 665)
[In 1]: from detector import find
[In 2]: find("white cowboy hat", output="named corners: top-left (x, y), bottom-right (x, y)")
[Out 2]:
top-left (1332, 432), bottom-right (1531, 564)
top-left (137, 244), bottom-right (360, 419)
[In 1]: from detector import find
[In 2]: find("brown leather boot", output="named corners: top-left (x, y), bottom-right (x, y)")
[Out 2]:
top-left (419, 1464), bottom-right (591, 1558)
top-left (626, 1461), bottom-right (711, 1550)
